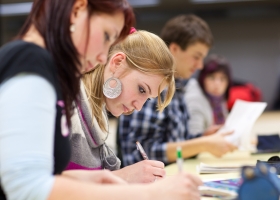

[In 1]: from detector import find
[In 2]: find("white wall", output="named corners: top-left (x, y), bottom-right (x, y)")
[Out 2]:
top-left (137, 14), bottom-right (280, 110)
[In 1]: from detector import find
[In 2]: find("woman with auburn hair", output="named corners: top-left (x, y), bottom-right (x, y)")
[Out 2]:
top-left (0, 0), bottom-right (202, 199)
top-left (0, 0), bottom-right (135, 199)
top-left (67, 29), bottom-right (175, 183)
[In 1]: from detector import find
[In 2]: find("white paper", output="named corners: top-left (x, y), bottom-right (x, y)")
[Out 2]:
top-left (217, 99), bottom-right (267, 149)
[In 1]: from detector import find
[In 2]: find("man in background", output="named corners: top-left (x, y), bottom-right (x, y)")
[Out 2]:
top-left (118, 14), bottom-right (236, 166)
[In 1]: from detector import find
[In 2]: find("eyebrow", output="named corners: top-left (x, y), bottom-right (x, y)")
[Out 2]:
top-left (144, 83), bottom-right (151, 95)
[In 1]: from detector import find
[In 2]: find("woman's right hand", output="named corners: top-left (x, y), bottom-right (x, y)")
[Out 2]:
top-left (204, 131), bottom-right (237, 157)
top-left (149, 173), bottom-right (202, 200)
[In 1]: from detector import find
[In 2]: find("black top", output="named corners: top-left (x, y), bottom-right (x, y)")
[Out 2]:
top-left (0, 40), bottom-right (71, 199)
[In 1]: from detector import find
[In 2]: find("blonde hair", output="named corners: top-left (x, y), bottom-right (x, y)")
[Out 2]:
top-left (82, 30), bottom-right (175, 131)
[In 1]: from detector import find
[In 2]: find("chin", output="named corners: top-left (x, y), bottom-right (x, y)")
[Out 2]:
top-left (110, 111), bottom-right (121, 117)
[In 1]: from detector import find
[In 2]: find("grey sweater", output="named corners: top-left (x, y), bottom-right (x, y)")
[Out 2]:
top-left (66, 82), bottom-right (120, 171)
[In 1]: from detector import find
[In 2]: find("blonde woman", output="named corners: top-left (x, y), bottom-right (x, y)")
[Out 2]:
top-left (68, 30), bottom-right (175, 183)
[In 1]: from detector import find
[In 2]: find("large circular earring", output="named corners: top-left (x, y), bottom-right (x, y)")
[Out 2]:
top-left (103, 77), bottom-right (122, 99)
top-left (70, 24), bottom-right (75, 33)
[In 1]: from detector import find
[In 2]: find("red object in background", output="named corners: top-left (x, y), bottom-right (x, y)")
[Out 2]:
top-left (227, 82), bottom-right (262, 111)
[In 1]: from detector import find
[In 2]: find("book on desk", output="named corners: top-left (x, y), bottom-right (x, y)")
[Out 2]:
top-left (197, 162), bottom-right (255, 174)
top-left (200, 178), bottom-right (241, 199)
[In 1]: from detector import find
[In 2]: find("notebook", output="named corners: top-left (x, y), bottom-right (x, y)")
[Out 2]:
top-left (197, 162), bottom-right (253, 174)
top-left (200, 178), bottom-right (242, 199)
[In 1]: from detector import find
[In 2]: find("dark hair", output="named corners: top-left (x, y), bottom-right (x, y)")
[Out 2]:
top-left (16, 0), bottom-right (135, 124)
top-left (160, 14), bottom-right (213, 50)
top-left (198, 54), bottom-right (232, 99)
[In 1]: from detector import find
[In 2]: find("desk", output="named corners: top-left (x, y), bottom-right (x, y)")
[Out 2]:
top-left (165, 111), bottom-right (280, 200)
top-left (251, 111), bottom-right (280, 135)
top-left (165, 152), bottom-right (280, 200)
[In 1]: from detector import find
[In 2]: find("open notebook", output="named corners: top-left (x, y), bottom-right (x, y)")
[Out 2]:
top-left (197, 162), bottom-right (255, 174)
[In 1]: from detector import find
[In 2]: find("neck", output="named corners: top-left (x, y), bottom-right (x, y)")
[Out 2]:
top-left (22, 25), bottom-right (45, 48)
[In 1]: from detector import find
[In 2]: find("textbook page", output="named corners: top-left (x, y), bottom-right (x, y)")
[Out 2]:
top-left (197, 162), bottom-right (241, 174)
top-left (217, 99), bottom-right (267, 149)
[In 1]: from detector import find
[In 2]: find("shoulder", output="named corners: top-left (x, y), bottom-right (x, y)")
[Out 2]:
top-left (185, 78), bottom-right (202, 96)
top-left (0, 40), bottom-right (52, 62)
top-left (185, 79), bottom-right (210, 108)
top-left (0, 40), bottom-right (58, 91)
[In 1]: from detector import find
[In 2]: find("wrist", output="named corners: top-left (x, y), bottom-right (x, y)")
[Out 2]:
top-left (111, 169), bottom-right (125, 181)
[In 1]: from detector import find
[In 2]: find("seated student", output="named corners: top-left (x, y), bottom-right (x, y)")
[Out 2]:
top-left (118, 14), bottom-right (237, 167)
top-left (0, 0), bottom-right (202, 199)
top-left (67, 29), bottom-right (175, 183)
top-left (185, 54), bottom-right (232, 136)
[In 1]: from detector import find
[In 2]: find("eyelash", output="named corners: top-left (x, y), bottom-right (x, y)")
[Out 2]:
top-left (139, 86), bottom-right (151, 101)
top-left (139, 86), bottom-right (146, 94)
top-left (104, 32), bottom-right (110, 42)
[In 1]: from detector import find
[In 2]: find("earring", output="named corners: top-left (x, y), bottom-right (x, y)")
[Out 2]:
top-left (103, 77), bottom-right (122, 99)
top-left (70, 24), bottom-right (75, 32)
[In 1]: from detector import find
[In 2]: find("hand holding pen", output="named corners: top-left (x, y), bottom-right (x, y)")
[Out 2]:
top-left (136, 141), bottom-right (166, 182)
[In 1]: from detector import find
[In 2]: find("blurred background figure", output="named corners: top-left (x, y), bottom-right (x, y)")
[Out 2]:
top-left (185, 54), bottom-right (232, 136)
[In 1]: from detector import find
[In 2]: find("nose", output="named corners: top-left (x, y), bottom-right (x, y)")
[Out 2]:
top-left (132, 98), bottom-right (147, 111)
top-left (96, 53), bottom-right (107, 65)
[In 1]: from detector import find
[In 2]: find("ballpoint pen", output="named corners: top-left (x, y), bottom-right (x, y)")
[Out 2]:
top-left (136, 141), bottom-right (149, 160)
top-left (176, 146), bottom-right (183, 172)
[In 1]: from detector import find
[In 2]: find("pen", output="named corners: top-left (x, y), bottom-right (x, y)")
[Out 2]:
top-left (136, 141), bottom-right (149, 160)
top-left (177, 146), bottom-right (183, 172)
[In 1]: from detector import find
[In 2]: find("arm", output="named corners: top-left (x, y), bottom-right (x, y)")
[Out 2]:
top-left (0, 75), bottom-right (124, 200)
top-left (185, 79), bottom-right (210, 136)
top-left (0, 74), bottom-right (57, 200)
top-left (166, 132), bottom-right (237, 162)
top-left (50, 172), bottom-right (202, 200)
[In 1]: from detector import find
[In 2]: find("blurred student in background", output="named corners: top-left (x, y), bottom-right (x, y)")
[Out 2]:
top-left (0, 0), bottom-right (203, 199)
top-left (185, 54), bottom-right (232, 136)
top-left (118, 14), bottom-right (237, 167)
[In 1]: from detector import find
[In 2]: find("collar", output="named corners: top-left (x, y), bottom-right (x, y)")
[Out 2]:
top-left (175, 78), bottom-right (189, 91)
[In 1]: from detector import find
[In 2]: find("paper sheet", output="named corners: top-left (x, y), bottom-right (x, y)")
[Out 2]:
top-left (217, 99), bottom-right (267, 149)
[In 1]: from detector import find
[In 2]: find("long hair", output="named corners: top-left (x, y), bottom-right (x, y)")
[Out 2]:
top-left (16, 0), bottom-right (135, 124)
top-left (83, 30), bottom-right (175, 131)
top-left (198, 54), bottom-right (232, 99)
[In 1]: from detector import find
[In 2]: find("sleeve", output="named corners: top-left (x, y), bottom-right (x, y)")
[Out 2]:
top-left (118, 98), bottom-right (170, 166)
top-left (0, 74), bottom-right (56, 200)
top-left (186, 101), bottom-right (207, 136)
top-left (185, 79), bottom-right (208, 136)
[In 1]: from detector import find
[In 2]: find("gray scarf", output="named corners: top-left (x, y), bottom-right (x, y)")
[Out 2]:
top-left (66, 82), bottom-right (121, 171)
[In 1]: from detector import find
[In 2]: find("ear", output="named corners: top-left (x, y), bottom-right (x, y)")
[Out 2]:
top-left (70, 0), bottom-right (88, 24)
top-left (108, 52), bottom-right (126, 74)
top-left (169, 42), bottom-right (182, 55)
